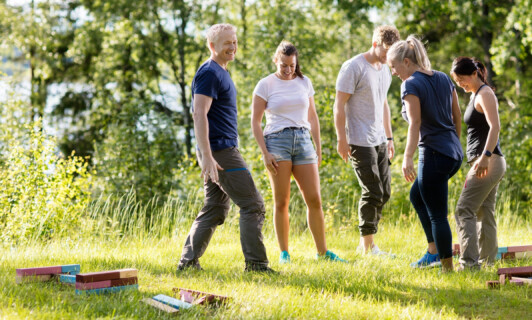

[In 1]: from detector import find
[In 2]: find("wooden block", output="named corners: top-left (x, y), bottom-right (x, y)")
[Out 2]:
top-left (173, 287), bottom-right (230, 305)
top-left (76, 269), bottom-right (137, 283)
top-left (507, 245), bottom-right (532, 253)
top-left (499, 274), bottom-right (506, 285)
top-left (515, 251), bottom-right (532, 258)
top-left (152, 294), bottom-right (193, 310)
top-left (511, 277), bottom-right (532, 284)
top-left (501, 252), bottom-right (516, 259)
top-left (75, 284), bottom-right (138, 295)
top-left (16, 274), bottom-right (53, 284)
top-left (495, 253), bottom-right (501, 260)
top-left (497, 266), bottom-right (532, 277)
top-left (142, 298), bottom-right (179, 314)
top-left (509, 279), bottom-right (524, 286)
top-left (61, 264), bottom-right (80, 274)
top-left (76, 277), bottom-right (137, 290)
top-left (59, 274), bottom-right (76, 284)
top-left (486, 280), bottom-right (500, 289)
top-left (497, 247), bottom-right (508, 253)
top-left (16, 266), bottom-right (62, 276)
top-left (180, 290), bottom-right (195, 304)
top-left (453, 243), bottom-right (460, 256)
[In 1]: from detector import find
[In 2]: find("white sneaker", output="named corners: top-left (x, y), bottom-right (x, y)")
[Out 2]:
top-left (358, 244), bottom-right (396, 258)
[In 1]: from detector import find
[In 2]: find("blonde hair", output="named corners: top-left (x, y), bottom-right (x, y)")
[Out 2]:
top-left (206, 23), bottom-right (236, 46)
top-left (372, 26), bottom-right (400, 48)
top-left (387, 35), bottom-right (431, 71)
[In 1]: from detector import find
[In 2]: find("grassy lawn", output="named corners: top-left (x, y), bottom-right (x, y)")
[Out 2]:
top-left (1, 218), bottom-right (531, 319)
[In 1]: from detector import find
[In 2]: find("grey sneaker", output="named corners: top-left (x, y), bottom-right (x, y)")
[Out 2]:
top-left (177, 260), bottom-right (202, 271)
top-left (244, 263), bottom-right (278, 274)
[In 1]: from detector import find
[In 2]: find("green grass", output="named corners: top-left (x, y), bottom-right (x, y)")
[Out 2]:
top-left (1, 217), bottom-right (531, 319)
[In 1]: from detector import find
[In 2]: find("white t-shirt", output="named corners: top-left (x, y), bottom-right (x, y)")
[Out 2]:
top-left (336, 54), bottom-right (392, 147)
top-left (253, 73), bottom-right (315, 136)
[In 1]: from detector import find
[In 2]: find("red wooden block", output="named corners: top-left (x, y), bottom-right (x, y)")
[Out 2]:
top-left (173, 287), bottom-right (229, 306)
top-left (453, 243), bottom-right (460, 256)
top-left (507, 245), bottom-right (532, 253)
top-left (76, 277), bottom-right (138, 290)
top-left (486, 280), bottom-right (499, 289)
top-left (501, 252), bottom-right (516, 259)
top-left (76, 269), bottom-right (137, 283)
top-left (16, 266), bottom-right (62, 276)
top-left (497, 266), bottom-right (532, 277)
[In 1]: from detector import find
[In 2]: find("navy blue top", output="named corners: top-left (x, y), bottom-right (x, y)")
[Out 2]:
top-left (463, 84), bottom-right (503, 162)
top-left (401, 70), bottom-right (463, 161)
top-left (192, 59), bottom-right (238, 151)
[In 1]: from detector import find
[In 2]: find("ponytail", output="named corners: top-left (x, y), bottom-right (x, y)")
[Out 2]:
top-left (451, 56), bottom-right (492, 88)
top-left (387, 35), bottom-right (431, 71)
top-left (273, 40), bottom-right (304, 79)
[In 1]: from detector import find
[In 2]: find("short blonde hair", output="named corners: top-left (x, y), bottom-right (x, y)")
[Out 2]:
top-left (372, 26), bottom-right (400, 48)
top-left (387, 35), bottom-right (431, 71)
top-left (206, 23), bottom-right (236, 46)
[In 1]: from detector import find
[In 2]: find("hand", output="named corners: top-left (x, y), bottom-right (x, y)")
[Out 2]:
top-left (337, 139), bottom-right (350, 163)
top-left (387, 140), bottom-right (395, 160)
top-left (262, 152), bottom-right (279, 175)
top-left (473, 156), bottom-right (489, 178)
top-left (402, 156), bottom-right (416, 182)
top-left (200, 155), bottom-right (223, 184)
top-left (316, 149), bottom-right (322, 167)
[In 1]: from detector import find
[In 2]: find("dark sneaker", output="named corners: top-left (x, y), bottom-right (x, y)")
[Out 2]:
top-left (177, 261), bottom-right (202, 271)
top-left (410, 251), bottom-right (441, 269)
top-left (244, 263), bottom-right (278, 274)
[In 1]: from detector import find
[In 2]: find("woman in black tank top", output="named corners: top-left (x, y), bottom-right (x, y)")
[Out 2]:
top-left (450, 57), bottom-right (506, 270)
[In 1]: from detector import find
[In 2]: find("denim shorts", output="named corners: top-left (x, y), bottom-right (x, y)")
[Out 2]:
top-left (264, 127), bottom-right (317, 165)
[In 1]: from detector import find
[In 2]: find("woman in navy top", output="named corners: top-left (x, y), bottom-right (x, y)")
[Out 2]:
top-left (451, 57), bottom-right (505, 270)
top-left (387, 35), bottom-right (463, 272)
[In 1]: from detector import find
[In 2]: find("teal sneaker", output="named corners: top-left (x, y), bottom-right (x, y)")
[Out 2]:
top-left (279, 251), bottom-right (290, 264)
top-left (317, 250), bottom-right (347, 263)
top-left (410, 251), bottom-right (441, 269)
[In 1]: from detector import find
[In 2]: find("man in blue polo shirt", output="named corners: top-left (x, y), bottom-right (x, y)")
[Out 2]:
top-left (177, 23), bottom-right (274, 273)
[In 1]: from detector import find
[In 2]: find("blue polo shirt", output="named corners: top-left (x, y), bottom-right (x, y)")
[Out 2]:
top-left (401, 71), bottom-right (463, 161)
top-left (192, 59), bottom-right (238, 151)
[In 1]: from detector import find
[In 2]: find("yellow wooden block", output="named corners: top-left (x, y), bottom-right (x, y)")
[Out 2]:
top-left (142, 298), bottom-right (179, 314)
top-left (515, 251), bottom-right (532, 258)
top-left (16, 274), bottom-right (53, 284)
top-left (119, 268), bottom-right (137, 278)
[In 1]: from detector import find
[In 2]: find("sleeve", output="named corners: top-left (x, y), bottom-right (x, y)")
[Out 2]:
top-left (253, 77), bottom-right (268, 101)
top-left (194, 70), bottom-right (220, 99)
top-left (401, 78), bottom-right (420, 101)
top-left (335, 61), bottom-right (358, 94)
top-left (306, 76), bottom-right (315, 97)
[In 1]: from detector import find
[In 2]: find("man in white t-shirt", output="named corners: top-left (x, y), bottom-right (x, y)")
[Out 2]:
top-left (334, 26), bottom-right (400, 256)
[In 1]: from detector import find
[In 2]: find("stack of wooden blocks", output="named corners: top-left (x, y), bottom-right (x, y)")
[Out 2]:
top-left (75, 268), bottom-right (138, 295)
top-left (453, 244), bottom-right (532, 260)
top-left (142, 288), bottom-right (229, 314)
top-left (16, 264), bottom-right (80, 284)
top-left (487, 266), bottom-right (532, 288)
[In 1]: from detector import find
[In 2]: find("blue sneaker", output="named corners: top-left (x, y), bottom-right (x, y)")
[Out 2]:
top-left (317, 250), bottom-right (348, 263)
top-left (410, 251), bottom-right (441, 268)
top-left (279, 251), bottom-right (290, 264)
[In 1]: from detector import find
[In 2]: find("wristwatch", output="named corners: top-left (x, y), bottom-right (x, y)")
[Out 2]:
top-left (484, 150), bottom-right (492, 157)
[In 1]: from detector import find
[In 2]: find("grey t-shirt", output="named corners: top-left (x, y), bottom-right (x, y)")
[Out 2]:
top-left (336, 54), bottom-right (392, 147)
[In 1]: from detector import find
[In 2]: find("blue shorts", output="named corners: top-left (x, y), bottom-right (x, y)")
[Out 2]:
top-left (264, 127), bottom-right (318, 165)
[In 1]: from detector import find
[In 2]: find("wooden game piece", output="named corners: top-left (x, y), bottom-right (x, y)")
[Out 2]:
top-left (142, 298), bottom-right (179, 314)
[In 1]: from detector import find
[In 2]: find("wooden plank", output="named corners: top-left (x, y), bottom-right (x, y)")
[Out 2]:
top-left (501, 252), bottom-right (515, 259)
top-left (509, 279), bottom-right (524, 286)
top-left (75, 284), bottom-right (138, 295)
top-left (497, 266), bottom-right (532, 277)
top-left (152, 294), bottom-right (193, 310)
top-left (511, 277), bottom-right (532, 284)
top-left (59, 274), bottom-right (76, 285)
top-left (497, 247), bottom-right (508, 253)
top-left (142, 298), bottom-right (179, 314)
top-left (173, 287), bottom-right (230, 305)
top-left (76, 269), bottom-right (136, 283)
top-left (16, 274), bottom-right (53, 284)
top-left (486, 280), bottom-right (499, 289)
top-left (452, 243), bottom-right (460, 256)
top-left (515, 251), bottom-right (532, 258)
top-left (76, 277), bottom-right (137, 290)
top-left (16, 266), bottom-right (62, 276)
top-left (61, 264), bottom-right (80, 274)
top-left (507, 245), bottom-right (532, 253)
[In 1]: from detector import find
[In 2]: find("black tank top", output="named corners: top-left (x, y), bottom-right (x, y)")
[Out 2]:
top-left (463, 84), bottom-right (503, 162)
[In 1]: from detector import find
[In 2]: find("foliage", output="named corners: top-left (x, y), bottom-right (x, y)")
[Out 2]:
top-left (0, 98), bottom-right (92, 244)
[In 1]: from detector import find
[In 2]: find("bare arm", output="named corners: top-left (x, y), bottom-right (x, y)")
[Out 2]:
top-left (333, 90), bottom-right (352, 163)
top-left (451, 89), bottom-right (462, 138)
top-left (193, 94), bottom-right (223, 183)
top-left (473, 89), bottom-right (501, 178)
top-left (251, 94), bottom-right (278, 175)
top-left (383, 97), bottom-right (395, 159)
top-left (403, 94), bottom-right (421, 182)
top-left (308, 96), bottom-right (322, 166)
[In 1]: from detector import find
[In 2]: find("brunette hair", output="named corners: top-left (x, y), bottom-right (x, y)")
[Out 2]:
top-left (451, 57), bottom-right (492, 88)
top-left (273, 40), bottom-right (304, 79)
top-left (387, 35), bottom-right (431, 71)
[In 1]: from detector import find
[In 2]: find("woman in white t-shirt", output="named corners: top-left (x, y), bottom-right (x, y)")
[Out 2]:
top-left (251, 41), bottom-right (346, 264)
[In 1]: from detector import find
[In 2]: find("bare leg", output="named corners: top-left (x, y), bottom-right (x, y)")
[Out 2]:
top-left (268, 161), bottom-right (293, 252)
top-left (360, 234), bottom-right (374, 253)
top-left (428, 242), bottom-right (437, 254)
top-left (292, 163), bottom-right (327, 255)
